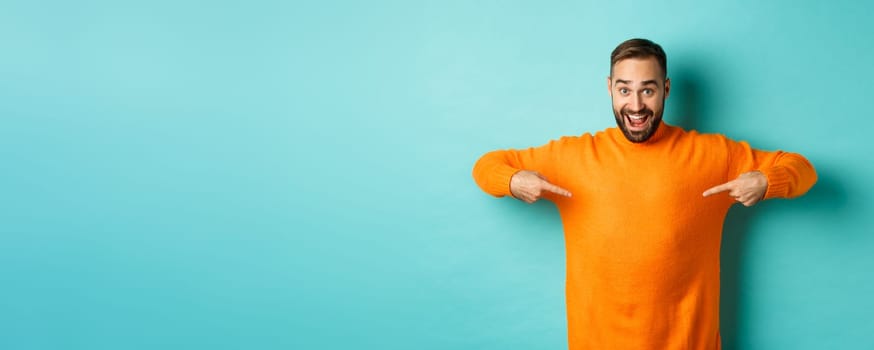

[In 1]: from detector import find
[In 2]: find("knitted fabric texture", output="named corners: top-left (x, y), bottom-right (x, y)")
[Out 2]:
top-left (472, 123), bottom-right (817, 350)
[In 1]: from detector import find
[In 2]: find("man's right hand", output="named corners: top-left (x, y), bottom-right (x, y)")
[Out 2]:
top-left (509, 170), bottom-right (573, 204)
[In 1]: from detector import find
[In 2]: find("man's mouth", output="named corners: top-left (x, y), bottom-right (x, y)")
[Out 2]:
top-left (625, 113), bottom-right (651, 130)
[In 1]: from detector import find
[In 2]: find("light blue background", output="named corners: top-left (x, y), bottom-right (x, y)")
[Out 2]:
top-left (1, 1), bottom-right (871, 349)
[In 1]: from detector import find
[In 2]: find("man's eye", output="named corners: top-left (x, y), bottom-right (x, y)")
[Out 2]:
top-left (619, 88), bottom-right (629, 94)
top-left (643, 89), bottom-right (653, 95)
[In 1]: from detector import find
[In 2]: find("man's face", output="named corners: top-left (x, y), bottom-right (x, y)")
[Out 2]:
top-left (608, 57), bottom-right (670, 143)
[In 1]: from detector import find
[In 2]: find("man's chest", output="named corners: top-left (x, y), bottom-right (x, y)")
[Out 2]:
top-left (558, 144), bottom-right (730, 223)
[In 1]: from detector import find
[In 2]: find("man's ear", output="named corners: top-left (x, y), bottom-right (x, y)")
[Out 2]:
top-left (607, 76), bottom-right (613, 97)
top-left (664, 78), bottom-right (671, 99)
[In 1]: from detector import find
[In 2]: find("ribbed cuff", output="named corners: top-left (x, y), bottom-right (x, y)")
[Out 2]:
top-left (761, 166), bottom-right (791, 199)
top-left (488, 165), bottom-right (521, 198)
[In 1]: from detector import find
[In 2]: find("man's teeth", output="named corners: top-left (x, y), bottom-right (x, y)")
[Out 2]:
top-left (628, 114), bottom-right (646, 120)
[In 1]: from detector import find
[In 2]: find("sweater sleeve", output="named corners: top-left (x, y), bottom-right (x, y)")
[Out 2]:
top-left (724, 138), bottom-right (817, 199)
top-left (471, 137), bottom-right (572, 198)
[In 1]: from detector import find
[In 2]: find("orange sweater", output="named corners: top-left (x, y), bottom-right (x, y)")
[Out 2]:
top-left (472, 123), bottom-right (816, 350)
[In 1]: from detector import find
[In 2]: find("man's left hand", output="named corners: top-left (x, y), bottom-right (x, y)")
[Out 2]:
top-left (702, 171), bottom-right (768, 207)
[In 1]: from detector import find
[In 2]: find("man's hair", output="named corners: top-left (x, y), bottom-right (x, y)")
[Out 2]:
top-left (610, 38), bottom-right (667, 79)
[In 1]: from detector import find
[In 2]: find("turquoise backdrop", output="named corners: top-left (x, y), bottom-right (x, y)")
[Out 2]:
top-left (2, 1), bottom-right (872, 349)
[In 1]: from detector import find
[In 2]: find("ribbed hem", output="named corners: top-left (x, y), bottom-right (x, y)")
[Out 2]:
top-left (761, 166), bottom-right (791, 199)
top-left (487, 165), bottom-right (520, 198)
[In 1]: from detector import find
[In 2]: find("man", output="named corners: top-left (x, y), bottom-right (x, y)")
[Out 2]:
top-left (471, 38), bottom-right (817, 350)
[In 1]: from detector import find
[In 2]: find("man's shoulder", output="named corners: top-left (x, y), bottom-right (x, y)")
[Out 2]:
top-left (551, 129), bottom-right (602, 144)
top-left (670, 124), bottom-right (732, 144)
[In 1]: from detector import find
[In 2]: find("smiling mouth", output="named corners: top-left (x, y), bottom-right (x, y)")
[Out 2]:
top-left (625, 113), bottom-right (651, 130)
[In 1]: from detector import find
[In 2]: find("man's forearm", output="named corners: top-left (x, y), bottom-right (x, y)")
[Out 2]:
top-left (472, 150), bottom-right (520, 198)
top-left (760, 152), bottom-right (817, 199)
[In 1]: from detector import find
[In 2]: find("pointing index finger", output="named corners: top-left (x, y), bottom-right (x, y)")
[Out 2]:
top-left (702, 182), bottom-right (733, 197)
top-left (544, 182), bottom-right (573, 197)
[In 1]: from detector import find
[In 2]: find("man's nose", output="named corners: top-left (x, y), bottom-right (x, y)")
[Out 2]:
top-left (630, 93), bottom-right (644, 111)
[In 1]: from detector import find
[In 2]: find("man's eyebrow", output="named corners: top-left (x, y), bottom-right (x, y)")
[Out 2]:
top-left (614, 79), bottom-right (631, 85)
top-left (613, 79), bottom-right (661, 86)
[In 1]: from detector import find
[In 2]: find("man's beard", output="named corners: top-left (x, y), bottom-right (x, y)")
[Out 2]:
top-left (612, 102), bottom-right (664, 143)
